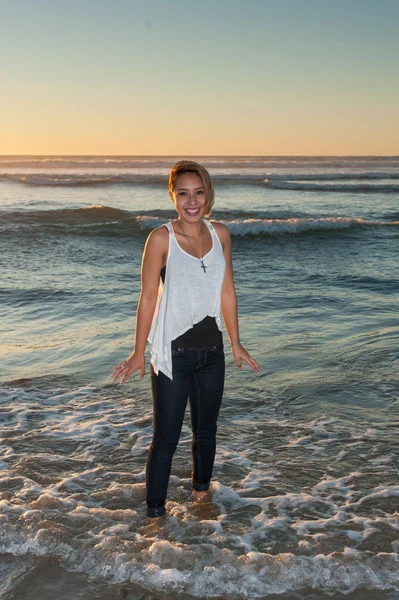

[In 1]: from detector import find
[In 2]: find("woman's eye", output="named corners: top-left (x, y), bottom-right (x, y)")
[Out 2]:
top-left (197, 190), bottom-right (204, 195)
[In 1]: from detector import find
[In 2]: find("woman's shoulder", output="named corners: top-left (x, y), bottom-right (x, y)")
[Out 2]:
top-left (149, 223), bottom-right (169, 237)
top-left (146, 223), bottom-right (169, 251)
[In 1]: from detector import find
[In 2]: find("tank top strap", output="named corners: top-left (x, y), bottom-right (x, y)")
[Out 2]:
top-left (204, 219), bottom-right (216, 236)
top-left (204, 219), bottom-right (223, 250)
top-left (204, 219), bottom-right (213, 231)
top-left (164, 221), bottom-right (176, 237)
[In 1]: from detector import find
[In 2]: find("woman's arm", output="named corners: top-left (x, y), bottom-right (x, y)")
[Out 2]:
top-left (111, 227), bottom-right (167, 383)
top-left (215, 222), bottom-right (261, 373)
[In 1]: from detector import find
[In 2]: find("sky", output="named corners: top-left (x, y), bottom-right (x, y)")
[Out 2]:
top-left (1, 0), bottom-right (399, 155)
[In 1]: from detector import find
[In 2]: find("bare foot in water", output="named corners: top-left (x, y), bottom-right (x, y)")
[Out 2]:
top-left (192, 489), bottom-right (211, 502)
top-left (144, 515), bottom-right (164, 533)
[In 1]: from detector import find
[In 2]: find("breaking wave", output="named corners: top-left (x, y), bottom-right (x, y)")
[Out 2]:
top-left (2, 206), bottom-right (398, 237)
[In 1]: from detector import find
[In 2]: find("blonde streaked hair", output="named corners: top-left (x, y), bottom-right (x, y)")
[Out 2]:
top-left (168, 160), bottom-right (215, 217)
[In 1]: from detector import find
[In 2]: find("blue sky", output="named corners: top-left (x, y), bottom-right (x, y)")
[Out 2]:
top-left (1, 0), bottom-right (398, 154)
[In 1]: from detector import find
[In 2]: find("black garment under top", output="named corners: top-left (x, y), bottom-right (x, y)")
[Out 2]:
top-left (160, 265), bottom-right (223, 349)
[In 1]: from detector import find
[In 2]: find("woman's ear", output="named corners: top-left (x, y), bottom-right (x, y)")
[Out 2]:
top-left (169, 190), bottom-right (174, 202)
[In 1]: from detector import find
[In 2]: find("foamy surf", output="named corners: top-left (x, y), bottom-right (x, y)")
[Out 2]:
top-left (0, 382), bottom-right (397, 598)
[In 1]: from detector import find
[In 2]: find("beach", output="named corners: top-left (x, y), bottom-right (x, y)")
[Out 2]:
top-left (0, 155), bottom-right (398, 599)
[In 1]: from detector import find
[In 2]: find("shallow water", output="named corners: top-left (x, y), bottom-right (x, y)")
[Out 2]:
top-left (0, 156), bottom-right (398, 598)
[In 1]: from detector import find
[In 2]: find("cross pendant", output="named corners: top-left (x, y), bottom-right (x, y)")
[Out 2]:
top-left (200, 261), bottom-right (207, 273)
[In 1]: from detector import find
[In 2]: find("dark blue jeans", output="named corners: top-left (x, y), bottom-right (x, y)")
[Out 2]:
top-left (146, 343), bottom-right (225, 517)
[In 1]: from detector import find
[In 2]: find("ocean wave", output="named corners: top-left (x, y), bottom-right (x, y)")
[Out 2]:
top-left (2, 170), bottom-right (399, 190)
top-left (0, 172), bottom-right (283, 187)
top-left (2, 208), bottom-right (398, 237)
top-left (0, 205), bottom-right (135, 226)
top-left (265, 180), bottom-right (399, 193)
top-left (266, 172), bottom-right (399, 181)
top-left (138, 215), bottom-right (399, 236)
top-left (0, 173), bottom-right (169, 186)
top-left (0, 535), bottom-right (397, 597)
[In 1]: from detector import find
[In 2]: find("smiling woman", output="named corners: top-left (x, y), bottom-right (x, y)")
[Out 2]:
top-left (111, 159), bottom-right (260, 518)
top-left (170, 161), bottom-right (214, 218)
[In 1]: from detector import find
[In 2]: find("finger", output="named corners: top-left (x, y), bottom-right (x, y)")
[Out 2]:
top-left (235, 358), bottom-right (242, 370)
top-left (241, 355), bottom-right (260, 372)
top-left (112, 365), bottom-right (129, 378)
top-left (111, 366), bottom-right (125, 376)
top-left (121, 368), bottom-right (136, 384)
top-left (140, 365), bottom-right (145, 380)
top-left (248, 357), bottom-right (261, 372)
top-left (112, 362), bottom-right (127, 372)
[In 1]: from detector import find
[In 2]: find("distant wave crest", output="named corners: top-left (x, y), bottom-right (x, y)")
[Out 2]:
top-left (265, 179), bottom-right (399, 193)
top-left (2, 170), bottom-right (399, 192)
top-left (0, 173), bottom-right (169, 186)
top-left (1, 155), bottom-right (399, 170)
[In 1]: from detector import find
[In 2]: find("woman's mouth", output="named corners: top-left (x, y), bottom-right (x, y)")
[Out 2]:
top-left (185, 208), bottom-right (201, 217)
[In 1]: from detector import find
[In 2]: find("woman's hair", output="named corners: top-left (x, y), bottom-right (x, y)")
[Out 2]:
top-left (169, 160), bottom-right (215, 217)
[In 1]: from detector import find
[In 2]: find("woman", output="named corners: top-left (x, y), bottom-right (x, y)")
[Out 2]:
top-left (111, 160), bottom-right (260, 518)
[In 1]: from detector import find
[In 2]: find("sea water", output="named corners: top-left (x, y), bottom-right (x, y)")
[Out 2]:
top-left (0, 156), bottom-right (398, 599)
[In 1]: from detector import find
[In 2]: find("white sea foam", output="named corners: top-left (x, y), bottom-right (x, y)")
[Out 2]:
top-left (223, 217), bottom-right (399, 235)
top-left (1, 381), bottom-right (398, 597)
top-left (0, 533), bottom-right (398, 597)
top-left (136, 215), bottom-right (399, 236)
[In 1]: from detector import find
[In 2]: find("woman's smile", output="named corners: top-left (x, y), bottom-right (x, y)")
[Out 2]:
top-left (185, 207), bottom-right (201, 217)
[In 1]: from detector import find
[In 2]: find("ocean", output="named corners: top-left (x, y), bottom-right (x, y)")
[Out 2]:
top-left (0, 156), bottom-right (398, 599)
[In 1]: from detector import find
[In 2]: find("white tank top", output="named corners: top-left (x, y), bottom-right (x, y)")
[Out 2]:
top-left (148, 219), bottom-right (226, 380)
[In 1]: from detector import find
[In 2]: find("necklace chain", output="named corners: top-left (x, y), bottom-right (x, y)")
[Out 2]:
top-left (177, 220), bottom-right (207, 273)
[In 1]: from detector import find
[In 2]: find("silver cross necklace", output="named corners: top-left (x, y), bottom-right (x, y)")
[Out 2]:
top-left (177, 220), bottom-right (207, 273)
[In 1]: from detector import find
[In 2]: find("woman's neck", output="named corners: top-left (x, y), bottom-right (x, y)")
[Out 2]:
top-left (177, 217), bottom-right (204, 237)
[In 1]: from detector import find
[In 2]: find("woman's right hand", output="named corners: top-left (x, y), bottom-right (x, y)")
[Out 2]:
top-left (111, 352), bottom-right (145, 384)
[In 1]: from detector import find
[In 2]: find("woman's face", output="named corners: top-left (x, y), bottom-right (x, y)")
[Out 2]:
top-left (169, 173), bottom-right (207, 223)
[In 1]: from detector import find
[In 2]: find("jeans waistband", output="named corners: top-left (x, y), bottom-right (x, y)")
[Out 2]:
top-left (171, 341), bottom-right (224, 351)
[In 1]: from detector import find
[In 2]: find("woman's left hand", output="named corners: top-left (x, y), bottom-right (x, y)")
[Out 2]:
top-left (231, 343), bottom-right (261, 373)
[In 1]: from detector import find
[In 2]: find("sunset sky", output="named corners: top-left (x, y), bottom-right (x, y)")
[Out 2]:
top-left (1, 0), bottom-right (399, 155)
